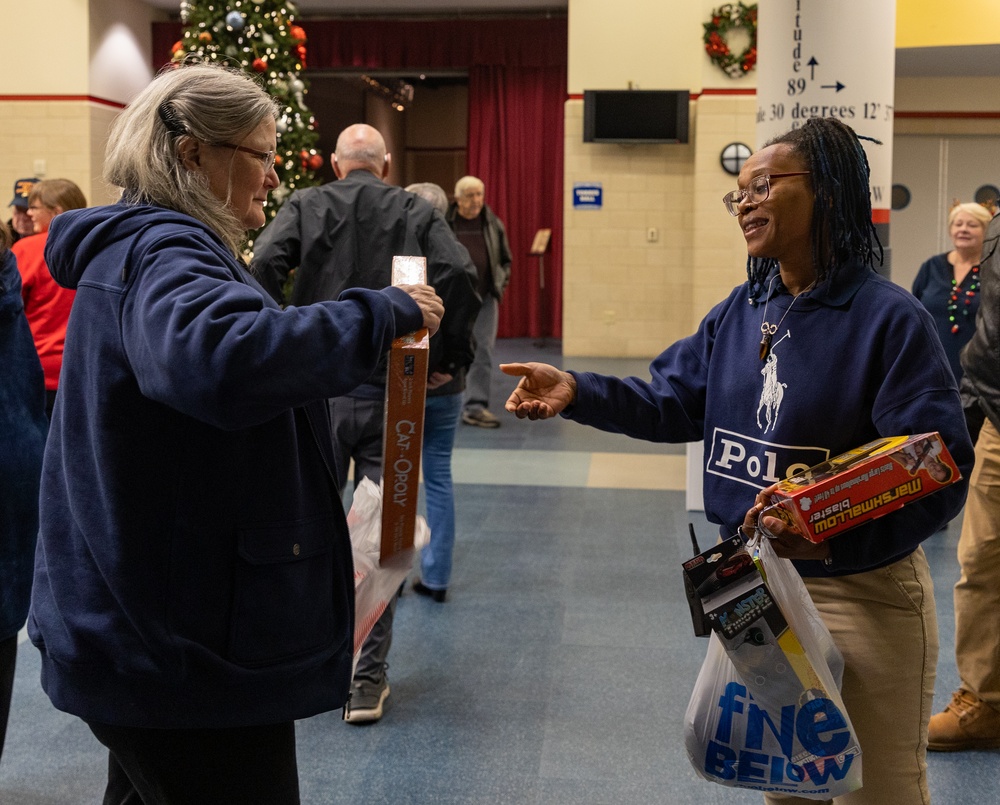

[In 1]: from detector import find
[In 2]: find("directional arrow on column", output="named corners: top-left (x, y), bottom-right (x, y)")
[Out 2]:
top-left (807, 57), bottom-right (818, 80)
top-left (821, 81), bottom-right (846, 92)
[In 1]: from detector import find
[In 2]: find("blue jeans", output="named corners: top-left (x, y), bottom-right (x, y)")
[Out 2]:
top-left (420, 393), bottom-right (462, 590)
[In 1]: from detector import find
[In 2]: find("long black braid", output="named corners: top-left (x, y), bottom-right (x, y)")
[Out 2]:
top-left (746, 117), bottom-right (884, 302)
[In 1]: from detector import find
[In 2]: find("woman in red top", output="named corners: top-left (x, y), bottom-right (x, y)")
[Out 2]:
top-left (12, 178), bottom-right (87, 417)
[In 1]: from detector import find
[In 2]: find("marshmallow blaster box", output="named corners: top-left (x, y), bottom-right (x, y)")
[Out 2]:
top-left (380, 256), bottom-right (429, 563)
top-left (765, 432), bottom-right (961, 544)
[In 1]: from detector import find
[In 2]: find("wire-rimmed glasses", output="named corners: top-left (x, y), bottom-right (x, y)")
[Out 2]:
top-left (211, 142), bottom-right (277, 172)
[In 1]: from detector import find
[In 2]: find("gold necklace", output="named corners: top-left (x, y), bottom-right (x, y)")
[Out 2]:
top-left (759, 278), bottom-right (816, 361)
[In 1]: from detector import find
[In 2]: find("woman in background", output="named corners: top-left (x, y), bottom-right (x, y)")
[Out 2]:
top-left (912, 201), bottom-right (992, 384)
top-left (11, 178), bottom-right (87, 417)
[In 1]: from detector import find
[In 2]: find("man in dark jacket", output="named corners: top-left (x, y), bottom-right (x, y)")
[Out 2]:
top-left (252, 124), bottom-right (479, 724)
top-left (446, 175), bottom-right (513, 428)
top-left (930, 212), bottom-right (1000, 752)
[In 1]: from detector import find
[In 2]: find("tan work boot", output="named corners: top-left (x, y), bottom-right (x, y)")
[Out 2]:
top-left (928, 688), bottom-right (1000, 751)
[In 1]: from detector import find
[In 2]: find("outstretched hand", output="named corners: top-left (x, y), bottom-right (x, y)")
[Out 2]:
top-left (501, 362), bottom-right (577, 420)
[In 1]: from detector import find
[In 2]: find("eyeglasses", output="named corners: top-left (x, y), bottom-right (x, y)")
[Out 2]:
top-left (722, 172), bottom-right (810, 216)
top-left (211, 142), bottom-right (276, 172)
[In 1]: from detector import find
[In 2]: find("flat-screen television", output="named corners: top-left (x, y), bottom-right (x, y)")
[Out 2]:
top-left (583, 89), bottom-right (690, 144)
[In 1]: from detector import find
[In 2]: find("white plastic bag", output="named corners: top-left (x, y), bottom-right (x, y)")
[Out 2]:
top-left (683, 534), bottom-right (863, 800)
top-left (348, 477), bottom-right (429, 661)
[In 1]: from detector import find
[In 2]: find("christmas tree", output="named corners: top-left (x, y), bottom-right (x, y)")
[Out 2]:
top-left (172, 0), bottom-right (324, 229)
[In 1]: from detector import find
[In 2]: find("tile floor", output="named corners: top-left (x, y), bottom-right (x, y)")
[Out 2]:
top-left (1, 339), bottom-right (996, 804)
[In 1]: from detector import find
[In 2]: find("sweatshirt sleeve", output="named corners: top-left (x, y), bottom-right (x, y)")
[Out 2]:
top-left (122, 229), bottom-right (422, 430)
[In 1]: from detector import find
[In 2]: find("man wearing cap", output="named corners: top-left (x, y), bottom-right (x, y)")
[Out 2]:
top-left (7, 178), bottom-right (39, 245)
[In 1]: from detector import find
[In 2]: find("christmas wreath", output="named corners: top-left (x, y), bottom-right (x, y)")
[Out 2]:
top-left (704, 3), bottom-right (758, 79)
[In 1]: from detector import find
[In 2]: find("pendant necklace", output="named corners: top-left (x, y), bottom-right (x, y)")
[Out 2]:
top-left (759, 278), bottom-right (815, 361)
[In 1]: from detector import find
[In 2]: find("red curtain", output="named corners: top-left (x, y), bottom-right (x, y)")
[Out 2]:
top-left (153, 17), bottom-right (567, 337)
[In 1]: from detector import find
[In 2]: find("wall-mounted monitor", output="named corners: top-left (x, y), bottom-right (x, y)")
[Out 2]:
top-left (583, 89), bottom-right (690, 144)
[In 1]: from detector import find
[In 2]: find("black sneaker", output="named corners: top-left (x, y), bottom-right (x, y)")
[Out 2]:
top-left (412, 579), bottom-right (447, 602)
top-left (344, 677), bottom-right (389, 724)
top-left (461, 409), bottom-right (500, 428)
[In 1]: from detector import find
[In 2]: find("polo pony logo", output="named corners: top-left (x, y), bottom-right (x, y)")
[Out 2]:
top-left (756, 331), bottom-right (790, 433)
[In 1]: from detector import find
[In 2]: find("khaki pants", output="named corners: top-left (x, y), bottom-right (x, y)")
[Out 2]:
top-left (954, 418), bottom-right (1000, 710)
top-left (765, 549), bottom-right (937, 805)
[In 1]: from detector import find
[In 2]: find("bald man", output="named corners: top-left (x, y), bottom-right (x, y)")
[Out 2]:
top-left (252, 124), bottom-right (480, 724)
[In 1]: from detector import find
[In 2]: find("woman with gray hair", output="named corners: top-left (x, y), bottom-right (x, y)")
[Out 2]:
top-left (28, 62), bottom-right (442, 803)
top-left (912, 201), bottom-right (993, 383)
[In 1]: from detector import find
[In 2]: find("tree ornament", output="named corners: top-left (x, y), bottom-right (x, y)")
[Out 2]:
top-left (308, 153), bottom-right (323, 170)
top-left (703, 3), bottom-right (758, 79)
top-left (176, 0), bottom-right (324, 239)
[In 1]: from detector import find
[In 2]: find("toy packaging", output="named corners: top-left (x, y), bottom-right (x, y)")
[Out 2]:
top-left (682, 536), bottom-right (826, 708)
top-left (763, 432), bottom-right (961, 544)
top-left (380, 256), bottom-right (429, 562)
top-left (682, 534), bottom-right (862, 797)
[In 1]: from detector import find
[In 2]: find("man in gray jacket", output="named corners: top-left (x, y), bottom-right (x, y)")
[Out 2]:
top-left (446, 175), bottom-right (513, 428)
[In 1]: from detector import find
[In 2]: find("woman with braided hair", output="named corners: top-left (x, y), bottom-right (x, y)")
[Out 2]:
top-left (503, 117), bottom-right (973, 804)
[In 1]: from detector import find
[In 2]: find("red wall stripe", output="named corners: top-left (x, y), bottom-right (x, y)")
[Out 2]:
top-left (0, 95), bottom-right (125, 109)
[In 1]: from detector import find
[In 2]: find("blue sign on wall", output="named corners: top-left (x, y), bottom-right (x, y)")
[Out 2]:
top-left (573, 183), bottom-right (603, 209)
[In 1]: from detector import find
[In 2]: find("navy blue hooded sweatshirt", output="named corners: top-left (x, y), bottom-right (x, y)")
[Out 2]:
top-left (28, 202), bottom-right (423, 729)
top-left (568, 263), bottom-right (974, 577)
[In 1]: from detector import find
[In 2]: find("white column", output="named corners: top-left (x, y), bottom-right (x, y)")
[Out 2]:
top-left (755, 0), bottom-right (896, 273)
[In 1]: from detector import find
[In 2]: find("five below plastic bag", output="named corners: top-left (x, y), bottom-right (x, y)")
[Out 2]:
top-left (348, 477), bottom-right (429, 661)
top-left (683, 534), bottom-right (863, 800)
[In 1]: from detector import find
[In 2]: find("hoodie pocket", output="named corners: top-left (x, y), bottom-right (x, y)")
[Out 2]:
top-left (228, 515), bottom-right (338, 666)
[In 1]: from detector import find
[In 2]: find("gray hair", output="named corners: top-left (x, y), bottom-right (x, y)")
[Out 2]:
top-left (406, 182), bottom-right (448, 216)
top-left (104, 63), bottom-right (279, 256)
top-left (454, 175), bottom-right (484, 198)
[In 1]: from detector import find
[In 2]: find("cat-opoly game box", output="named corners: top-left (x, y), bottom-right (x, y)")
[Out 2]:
top-left (380, 256), bottom-right (429, 562)
top-left (763, 433), bottom-right (961, 544)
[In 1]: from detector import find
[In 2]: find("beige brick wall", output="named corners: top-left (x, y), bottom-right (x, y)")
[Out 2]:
top-left (562, 93), bottom-right (756, 358)
top-left (1, 100), bottom-right (121, 209)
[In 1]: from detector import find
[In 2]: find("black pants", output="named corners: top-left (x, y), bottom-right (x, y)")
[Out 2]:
top-left (87, 720), bottom-right (300, 805)
top-left (0, 635), bottom-right (17, 767)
